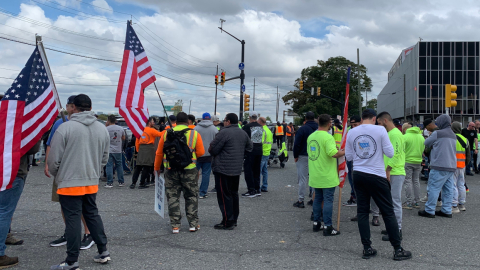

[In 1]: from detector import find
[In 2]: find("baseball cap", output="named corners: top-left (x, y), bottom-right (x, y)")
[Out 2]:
top-left (393, 119), bottom-right (401, 125)
top-left (350, 115), bottom-right (361, 123)
top-left (250, 111), bottom-right (258, 117)
top-left (305, 111), bottom-right (315, 120)
top-left (202, 112), bottom-right (211, 120)
top-left (168, 115), bottom-right (176, 121)
top-left (73, 94), bottom-right (91, 108)
top-left (333, 119), bottom-right (340, 124)
top-left (67, 95), bottom-right (77, 104)
top-left (423, 118), bottom-right (433, 127)
top-left (362, 108), bottom-right (377, 118)
top-left (211, 115), bottom-right (219, 122)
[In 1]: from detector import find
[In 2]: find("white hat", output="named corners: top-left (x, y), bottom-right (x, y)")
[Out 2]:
top-left (211, 115), bottom-right (219, 121)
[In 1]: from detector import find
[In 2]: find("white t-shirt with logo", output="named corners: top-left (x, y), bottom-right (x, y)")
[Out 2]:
top-left (345, 124), bottom-right (394, 178)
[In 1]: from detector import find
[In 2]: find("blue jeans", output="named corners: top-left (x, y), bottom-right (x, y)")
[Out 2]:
top-left (425, 169), bottom-right (454, 215)
top-left (107, 153), bottom-right (124, 184)
top-left (466, 151), bottom-right (474, 174)
top-left (196, 162), bottom-right (212, 196)
top-left (260, 155), bottom-right (269, 190)
top-left (122, 152), bottom-right (131, 174)
top-left (312, 187), bottom-right (336, 226)
top-left (0, 177), bottom-right (25, 256)
top-left (347, 161), bottom-right (355, 199)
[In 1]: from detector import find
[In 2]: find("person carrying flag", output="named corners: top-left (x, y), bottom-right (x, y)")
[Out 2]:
top-left (308, 114), bottom-right (345, 236)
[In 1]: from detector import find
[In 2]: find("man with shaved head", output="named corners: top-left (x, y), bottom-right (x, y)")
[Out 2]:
top-left (461, 122), bottom-right (478, 176)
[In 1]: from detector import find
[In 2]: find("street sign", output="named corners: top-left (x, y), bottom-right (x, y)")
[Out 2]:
top-left (239, 62), bottom-right (245, 70)
top-left (242, 84), bottom-right (246, 92)
top-left (164, 105), bottom-right (174, 111)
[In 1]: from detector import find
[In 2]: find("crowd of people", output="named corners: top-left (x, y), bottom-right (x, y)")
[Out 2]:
top-left (0, 92), bottom-right (476, 267)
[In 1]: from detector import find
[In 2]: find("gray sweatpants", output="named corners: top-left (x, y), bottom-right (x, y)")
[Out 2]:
top-left (404, 163), bottom-right (422, 204)
top-left (370, 175), bottom-right (404, 230)
top-left (296, 155), bottom-right (309, 202)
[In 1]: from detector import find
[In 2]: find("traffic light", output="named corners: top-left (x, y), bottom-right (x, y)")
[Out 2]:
top-left (317, 87), bottom-right (321, 96)
top-left (445, 84), bottom-right (458, 107)
top-left (244, 94), bottom-right (250, 111)
top-left (299, 80), bottom-right (303, 90)
top-left (221, 72), bottom-right (226, 85)
top-left (215, 75), bottom-right (218, 85)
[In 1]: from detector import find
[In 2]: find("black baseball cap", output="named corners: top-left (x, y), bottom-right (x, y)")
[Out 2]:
top-left (424, 118), bottom-right (433, 127)
top-left (305, 111), bottom-right (315, 120)
top-left (333, 119), bottom-right (340, 124)
top-left (362, 108), bottom-right (377, 118)
top-left (350, 115), bottom-right (361, 123)
top-left (169, 115), bottom-right (176, 121)
top-left (67, 95), bottom-right (77, 104)
top-left (73, 94), bottom-right (92, 108)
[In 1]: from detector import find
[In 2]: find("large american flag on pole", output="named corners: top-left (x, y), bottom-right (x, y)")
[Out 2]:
top-left (0, 46), bottom-right (59, 191)
top-left (115, 21), bottom-right (156, 138)
top-left (338, 66), bottom-right (351, 188)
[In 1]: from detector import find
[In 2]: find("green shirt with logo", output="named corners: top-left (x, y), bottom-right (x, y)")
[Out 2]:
top-left (384, 127), bottom-right (406, 175)
top-left (307, 130), bottom-right (339, 188)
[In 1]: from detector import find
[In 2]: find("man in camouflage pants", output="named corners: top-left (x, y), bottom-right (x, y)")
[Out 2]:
top-left (154, 112), bottom-right (205, 233)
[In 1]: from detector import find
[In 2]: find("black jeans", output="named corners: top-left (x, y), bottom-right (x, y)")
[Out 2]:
top-left (214, 173), bottom-right (240, 226)
top-left (59, 193), bottom-right (107, 263)
top-left (132, 165), bottom-right (153, 185)
top-left (474, 153), bottom-right (478, 172)
top-left (353, 171), bottom-right (402, 250)
top-left (244, 152), bottom-right (262, 193)
top-left (287, 136), bottom-right (294, 151)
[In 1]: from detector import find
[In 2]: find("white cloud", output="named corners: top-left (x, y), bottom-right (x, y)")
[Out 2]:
top-left (91, 0), bottom-right (113, 14)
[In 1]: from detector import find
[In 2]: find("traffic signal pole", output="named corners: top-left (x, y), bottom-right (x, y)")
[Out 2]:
top-left (214, 64), bottom-right (218, 115)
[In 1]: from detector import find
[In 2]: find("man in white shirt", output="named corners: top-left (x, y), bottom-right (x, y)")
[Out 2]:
top-left (345, 109), bottom-right (411, 261)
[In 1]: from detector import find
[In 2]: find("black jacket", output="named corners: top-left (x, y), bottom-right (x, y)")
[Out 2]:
top-left (293, 121), bottom-right (318, 158)
top-left (209, 125), bottom-right (253, 176)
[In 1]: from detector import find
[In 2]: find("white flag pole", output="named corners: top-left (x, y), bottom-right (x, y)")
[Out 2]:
top-left (36, 35), bottom-right (65, 122)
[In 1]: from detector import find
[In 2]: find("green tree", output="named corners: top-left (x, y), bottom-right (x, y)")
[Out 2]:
top-left (173, 100), bottom-right (183, 116)
top-left (282, 56), bottom-right (371, 118)
top-left (266, 116), bottom-right (272, 122)
top-left (365, 98), bottom-right (377, 110)
top-left (97, 114), bottom-right (108, 121)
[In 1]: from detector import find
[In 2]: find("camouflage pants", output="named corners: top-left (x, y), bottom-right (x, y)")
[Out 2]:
top-left (165, 168), bottom-right (199, 228)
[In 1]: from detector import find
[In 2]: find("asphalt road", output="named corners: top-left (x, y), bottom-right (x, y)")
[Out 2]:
top-left (7, 156), bottom-right (480, 270)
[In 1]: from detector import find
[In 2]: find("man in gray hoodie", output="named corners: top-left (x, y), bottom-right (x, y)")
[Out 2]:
top-left (418, 114), bottom-right (457, 218)
top-left (48, 94), bottom-right (111, 269)
top-left (194, 112), bottom-right (218, 198)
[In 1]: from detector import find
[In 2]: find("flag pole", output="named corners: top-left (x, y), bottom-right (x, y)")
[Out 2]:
top-left (153, 82), bottom-right (172, 127)
top-left (336, 65), bottom-right (352, 231)
top-left (36, 35), bottom-right (66, 122)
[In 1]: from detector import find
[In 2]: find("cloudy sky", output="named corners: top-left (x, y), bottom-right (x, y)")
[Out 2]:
top-left (1, 0), bottom-right (479, 120)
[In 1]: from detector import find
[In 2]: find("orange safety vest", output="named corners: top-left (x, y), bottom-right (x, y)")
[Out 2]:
top-left (456, 134), bottom-right (468, 169)
top-left (286, 126), bottom-right (294, 136)
top-left (275, 126), bottom-right (284, 136)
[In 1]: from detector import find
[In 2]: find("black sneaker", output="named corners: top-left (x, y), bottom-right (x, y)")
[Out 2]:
top-left (256, 190), bottom-right (261, 196)
top-left (129, 183), bottom-right (135, 189)
top-left (371, 216), bottom-right (380, 226)
top-left (138, 184), bottom-right (149, 189)
top-left (362, 248), bottom-right (377, 259)
top-left (393, 248), bottom-right (412, 261)
top-left (261, 189), bottom-right (268, 192)
top-left (312, 221), bottom-right (324, 232)
top-left (343, 198), bottom-right (357, 207)
top-left (104, 183), bottom-right (113, 188)
top-left (435, 210), bottom-right (452, 218)
top-left (49, 234), bottom-right (67, 247)
top-left (93, 251), bottom-right (111, 264)
top-left (214, 222), bottom-right (225, 229)
top-left (80, 234), bottom-right (95, 250)
top-left (241, 192), bottom-right (257, 198)
top-left (293, 201), bottom-right (305, 208)
top-left (381, 229), bottom-right (387, 235)
top-left (209, 188), bottom-right (217, 193)
top-left (323, 226), bottom-right (340, 236)
top-left (307, 199), bottom-right (313, 206)
top-left (418, 210), bottom-right (435, 218)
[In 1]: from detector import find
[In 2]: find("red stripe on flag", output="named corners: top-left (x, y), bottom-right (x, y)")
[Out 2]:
top-left (115, 50), bottom-right (131, 107)
top-left (138, 66), bottom-right (152, 78)
top-left (23, 91), bottom-right (54, 121)
top-left (141, 76), bottom-right (156, 91)
top-left (136, 56), bottom-right (148, 66)
top-left (126, 59), bottom-right (139, 108)
top-left (21, 101), bottom-right (56, 141)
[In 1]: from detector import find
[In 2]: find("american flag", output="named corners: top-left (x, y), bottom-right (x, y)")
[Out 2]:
top-left (338, 66), bottom-right (351, 188)
top-left (0, 46), bottom-right (59, 191)
top-left (115, 21), bottom-right (156, 138)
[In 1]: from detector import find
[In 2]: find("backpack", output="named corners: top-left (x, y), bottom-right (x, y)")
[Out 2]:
top-left (163, 128), bottom-right (193, 170)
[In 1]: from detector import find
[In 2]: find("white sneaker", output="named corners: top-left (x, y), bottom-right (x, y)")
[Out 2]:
top-left (452, 206), bottom-right (460, 214)
top-left (420, 195), bottom-right (428, 202)
top-left (459, 204), bottom-right (466, 211)
top-left (172, 227), bottom-right (180, 234)
top-left (189, 225), bottom-right (200, 232)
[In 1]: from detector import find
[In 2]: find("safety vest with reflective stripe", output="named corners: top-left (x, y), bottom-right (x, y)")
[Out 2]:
top-left (279, 142), bottom-right (288, 157)
top-left (262, 125), bottom-right (273, 156)
top-left (162, 126), bottom-right (199, 170)
top-left (333, 126), bottom-right (343, 148)
top-left (286, 126), bottom-right (294, 136)
top-left (456, 134), bottom-right (468, 169)
top-left (275, 126), bottom-right (284, 136)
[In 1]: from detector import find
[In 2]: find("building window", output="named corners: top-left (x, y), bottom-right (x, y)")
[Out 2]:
top-left (419, 57), bottom-right (426, 70)
top-left (443, 42), bottom-right (451, 56)
top-left (468, 42), bottom-right (476, 56)
top-left (420, 42), bottom-right (427, 57)
top-left (443, 71), bottom-right (450, 84)
top-left (432, 42), bottom-right (439, 56)
top-left (419, 85), bottom-right (427, 98)
top-left (419, 71), bottom-right (426, 84)
top-left (456, 57), bottom-right (463, 70)
top-left (455, 42), bottom-right (463, 56)
top-left (468, 57), bottom-right (475, 70)
top-left (431, 57), bottom-right (439, 70)
top-left (419, 99), bottom-right (426, 113)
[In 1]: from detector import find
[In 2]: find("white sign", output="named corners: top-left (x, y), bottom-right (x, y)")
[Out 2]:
top-left (238, 62), bottom-right (245, 70)
top-left (401, 45), bottom-right (415, 62)
top-left (242, 84), bottom-right (246, 92)
top-left (154, 171), bottom-right (165, 218)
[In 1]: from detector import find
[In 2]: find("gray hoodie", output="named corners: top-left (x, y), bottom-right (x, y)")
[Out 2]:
top-left (194, 120), bottom-right (218, 159)
top-left (424, 114), bottom-right (456, 172)
top-left (48, 111), bottom-right (110, 189)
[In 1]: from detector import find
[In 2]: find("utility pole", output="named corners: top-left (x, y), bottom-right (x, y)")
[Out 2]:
top-left (404, 74), bottom-right (406, 122)
top-left (252, 78), bottom-right (258, 111)
top-left (357, 48), bottom-right (361, 114)
top-left (214, 64), bottom-right (218, 115)
top-left (188, 100), bottom-right (192, 114)
top-left (276, 85), bottom-right (279, 122)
